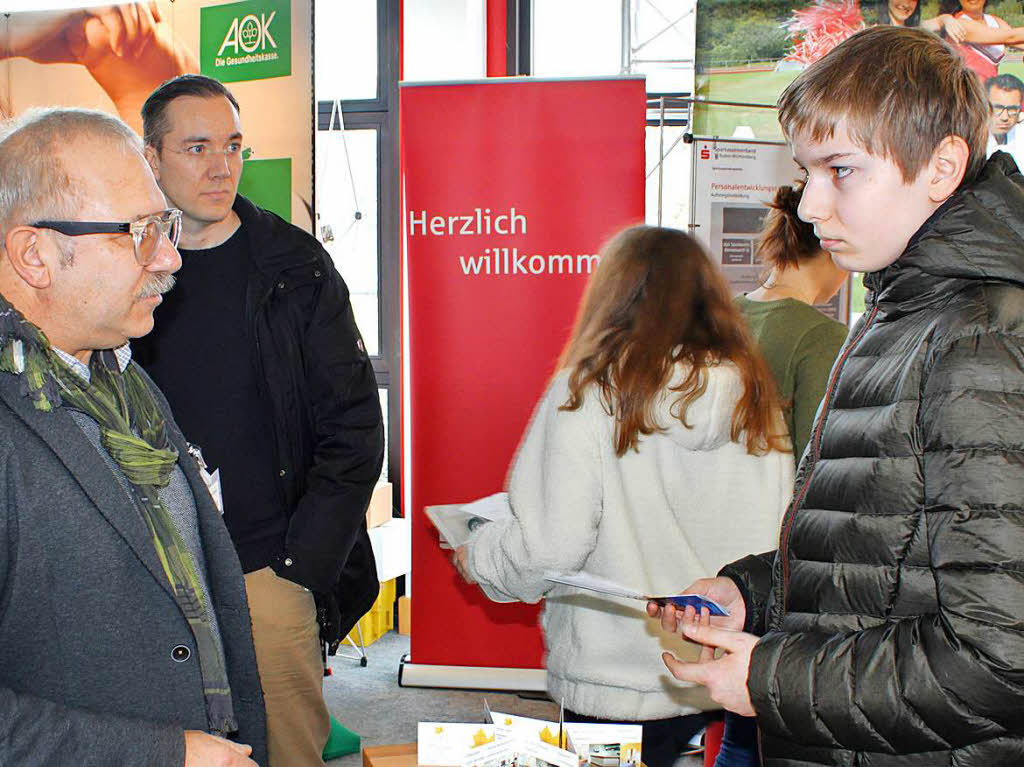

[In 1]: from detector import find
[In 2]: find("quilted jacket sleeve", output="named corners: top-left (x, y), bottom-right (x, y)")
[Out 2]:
top-left (747, 327), bottom-right (1024, 753)
top-left (719, 550), bottom-right (777, 636)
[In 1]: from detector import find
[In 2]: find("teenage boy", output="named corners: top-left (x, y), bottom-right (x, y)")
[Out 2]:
top-left (652, 26), bottom-right (1024, 766)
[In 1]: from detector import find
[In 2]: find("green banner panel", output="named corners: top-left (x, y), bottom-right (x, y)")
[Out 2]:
top-left (200, 0), bottom-right (292, 83)
top-left (239, 158), bottom-right (292, 222)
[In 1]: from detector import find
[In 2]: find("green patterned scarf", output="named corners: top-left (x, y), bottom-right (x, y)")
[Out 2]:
top-left (0, 293), bottom-right (236, 736)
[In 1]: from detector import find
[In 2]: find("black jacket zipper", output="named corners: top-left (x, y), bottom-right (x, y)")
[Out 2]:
top-left (777, 302), bottom-right (881, 599)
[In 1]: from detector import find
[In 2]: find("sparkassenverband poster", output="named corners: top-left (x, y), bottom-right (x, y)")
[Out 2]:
top-left (690, 136), bottom-right (849, 322)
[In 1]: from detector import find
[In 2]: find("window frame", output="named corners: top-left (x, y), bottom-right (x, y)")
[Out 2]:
top-left (313, 0), bottom-right (400, 496)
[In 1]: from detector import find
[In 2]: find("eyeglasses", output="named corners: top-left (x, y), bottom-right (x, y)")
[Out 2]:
top-left (31, 208), bottom-right (182, 266)
top-left (165, 144), bottom-right (254, 161)
top-left (990, 103), bottom-right (1022, 118)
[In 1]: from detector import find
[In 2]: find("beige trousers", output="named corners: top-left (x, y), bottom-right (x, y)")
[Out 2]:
top-left (245, 566), bottom-right (330, 767)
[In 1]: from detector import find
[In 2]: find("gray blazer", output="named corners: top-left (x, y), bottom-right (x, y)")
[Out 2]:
top-left (0, 365), bottom-right (267, 766)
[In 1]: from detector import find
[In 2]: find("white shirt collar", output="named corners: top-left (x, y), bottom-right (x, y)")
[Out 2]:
top-left (52, 343), bottom-right (132, 384)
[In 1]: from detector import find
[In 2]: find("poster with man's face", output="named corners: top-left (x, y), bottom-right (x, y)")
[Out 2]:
top-left (0, 1), bottom-right (312, 229)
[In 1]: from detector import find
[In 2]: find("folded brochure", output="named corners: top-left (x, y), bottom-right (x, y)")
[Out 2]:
top-left (417, 707), bottom-right (641, 767)
top-left (425, 492), bottom-right (510, 549)
top-left (417, 722), bottom-right (578, 767)
top-left (544, 571), bottom-right (729, 616)
top-left (488, 711), bottom-right (641, 767)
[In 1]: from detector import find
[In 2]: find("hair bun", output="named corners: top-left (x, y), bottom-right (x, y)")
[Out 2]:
top-left (771, 185), bottom-right (801, 215)
top-left (757, 183), bottom-right (818, 269)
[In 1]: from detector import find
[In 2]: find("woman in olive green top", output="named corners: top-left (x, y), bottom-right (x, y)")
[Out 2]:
top-left (736, 185), bottom-right (849, 466)
top-left (717, 184), bottom-right (848, 767)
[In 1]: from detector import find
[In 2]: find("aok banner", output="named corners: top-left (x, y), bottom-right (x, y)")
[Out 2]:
top-left (400, 77), bottom-right (646, 675)
top-left (200, 0), bottom-right (291, 82)
top-left (0, 0), bottom-right (309, 228)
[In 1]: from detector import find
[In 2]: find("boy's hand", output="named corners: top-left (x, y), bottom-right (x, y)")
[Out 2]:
top-left (662, 623), bottom-right (758, 717)
top-left (646, 576), bottom-right (746, 633)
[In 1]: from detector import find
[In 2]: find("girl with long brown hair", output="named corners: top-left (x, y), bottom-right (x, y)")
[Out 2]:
top-left (453, 226), bottom-right (793, 767)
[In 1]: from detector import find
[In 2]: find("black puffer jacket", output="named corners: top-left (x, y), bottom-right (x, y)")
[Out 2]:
top-left (724, 153), bottom-right (1024, 766)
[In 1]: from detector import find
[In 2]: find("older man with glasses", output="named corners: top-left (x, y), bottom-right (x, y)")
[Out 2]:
top-left (0, 106), bottom-right (265, 766)
top-left (985, 73), bottom-right (1024, 169)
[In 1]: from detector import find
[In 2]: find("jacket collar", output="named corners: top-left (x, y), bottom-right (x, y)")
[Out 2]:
top-left (232, 194), bottom-right (318, 281)
top-left (864, 152), bottom-right (1024, 311)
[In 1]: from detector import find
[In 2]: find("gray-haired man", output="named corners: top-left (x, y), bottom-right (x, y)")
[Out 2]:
top-left (0, 107), bottom-right (265, 766)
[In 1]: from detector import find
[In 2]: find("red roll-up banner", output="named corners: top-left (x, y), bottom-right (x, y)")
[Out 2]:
top-left (401, 76), bottom-right (646, 676)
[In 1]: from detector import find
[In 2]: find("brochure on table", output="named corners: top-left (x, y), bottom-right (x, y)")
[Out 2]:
top-left (417, 709), bottom-right (641, 767)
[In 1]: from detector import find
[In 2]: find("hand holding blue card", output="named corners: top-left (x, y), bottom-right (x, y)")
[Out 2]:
top-left (648, 593), bottom-right (729, 616)
top-left (544, 571), bottom-right (730, 616)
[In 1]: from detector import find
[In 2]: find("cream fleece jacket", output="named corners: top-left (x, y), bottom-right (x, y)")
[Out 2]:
top-left (466, 363), bottom-right (794, 720)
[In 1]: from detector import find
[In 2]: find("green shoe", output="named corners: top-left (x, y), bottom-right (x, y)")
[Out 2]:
top-left (323, 715), bottom-right (361, 761)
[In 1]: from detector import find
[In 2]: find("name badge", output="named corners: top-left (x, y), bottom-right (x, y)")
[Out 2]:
top-left (187, 443), bottom-right (224, 514)
top-left (202, 467), bottom-right (224, 515)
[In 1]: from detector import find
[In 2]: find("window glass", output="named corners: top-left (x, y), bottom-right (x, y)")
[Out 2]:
top-left (315, 0), bottom-right (378, 101)
top-left (533, 1), bottom-right (698, 228)
top-left (315, 128), bottom-right (380, 356)
top-left (645, 124), bottom-right (691, 230)
top-left (630, 0), bottom-right (696, 93)
top-left (378, 387), bottom-right (389, 481)
top-left (403, 0), bottom-right (485, 80)
top-left (532, 0), bottom-right (622, 77)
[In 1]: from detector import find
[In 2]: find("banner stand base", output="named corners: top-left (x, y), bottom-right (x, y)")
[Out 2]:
top-left (398, 656), bottom-right (547, 692)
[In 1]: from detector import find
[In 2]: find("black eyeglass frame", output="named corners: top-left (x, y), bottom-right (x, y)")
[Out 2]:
top-left (990, 103), bottom-right (1023, 117)
top-left (30, 208), bottom-right (183, 265)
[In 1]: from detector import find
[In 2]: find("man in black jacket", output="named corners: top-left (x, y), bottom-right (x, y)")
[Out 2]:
top-left (651, 28), bottom-right (1024, 767)
top-left (135, 75), bottom-right (384, 767)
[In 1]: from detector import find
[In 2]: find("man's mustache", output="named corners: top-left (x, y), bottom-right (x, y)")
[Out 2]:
top-left (137, 272), bottom-right (176, 299)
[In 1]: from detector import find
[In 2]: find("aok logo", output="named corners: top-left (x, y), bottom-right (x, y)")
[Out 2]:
top-left (218, 12), bottom-right (278, 55)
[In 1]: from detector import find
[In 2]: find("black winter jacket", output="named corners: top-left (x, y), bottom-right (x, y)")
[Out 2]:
top-left (724, 153), bottom-right (1024, 766)
top-left (138, 196), bottom-right (384, 648)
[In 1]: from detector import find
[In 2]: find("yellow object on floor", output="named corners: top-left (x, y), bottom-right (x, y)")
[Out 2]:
top-left (349, 578), bottom-right (396, 647)
top-left (397, 595), bottom-right (411, 635)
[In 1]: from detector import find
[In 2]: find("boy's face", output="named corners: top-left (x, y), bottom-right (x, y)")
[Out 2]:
top-left (792, 123), bottom-right (941, 274)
